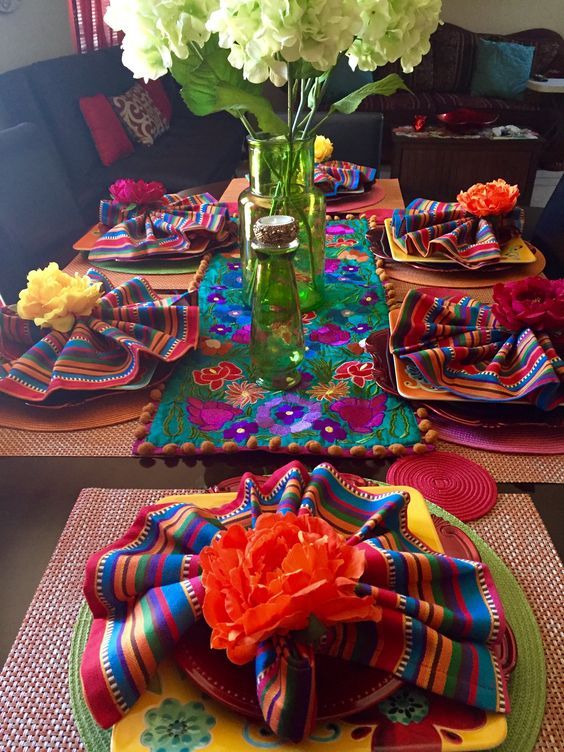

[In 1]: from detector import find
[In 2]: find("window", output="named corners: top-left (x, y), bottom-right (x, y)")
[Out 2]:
top-left (68, 0), bottom-right (122, 54)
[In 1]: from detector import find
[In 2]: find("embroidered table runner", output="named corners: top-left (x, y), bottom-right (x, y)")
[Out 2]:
top-left (134, 219), bottom-right (426, 457)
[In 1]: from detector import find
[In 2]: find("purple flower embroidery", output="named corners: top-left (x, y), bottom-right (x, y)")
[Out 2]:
top-left (330, 395), bottom-right (387, 434)
top-left (227, 262), bottom-right (241, 270)
top-left (207, 292), bottom-right (226, 304)
top-left (187, 398), bottom-right (242, 432)
top-left (352, 322), bottom-right (372, 334)
top-left (209, 324), bottom-right (232, 336)
top-left (210, 284), bottom-right (228, 290)
top-left (256, 395), bottom-right (321, 436)
top-left (224, 420), bottom-right (259, 443)
top-left (326, 224), bottom-right (354, 235)
top-left (310, 323), bottom-right (350, 346)
top-left (313, 418), bottom-right (347, 442)
top-left (233, 324), bottom-right (251, 343)
top-left (325, 259), bottom-right (341, 274)
top-left (299, 372), bottom-right (314, 388)
top-left (360, 290), bottom-right (380, 306)
top-left (342, 264), bottom-right (359, 273)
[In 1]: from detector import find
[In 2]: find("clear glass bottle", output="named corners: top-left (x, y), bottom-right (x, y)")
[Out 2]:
top-left (238, 135), bottom-right (326, 313)
top-left (250, 216), bottom-right (305, 391)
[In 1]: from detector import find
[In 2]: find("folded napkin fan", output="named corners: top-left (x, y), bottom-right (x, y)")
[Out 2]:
top-left (390, 289), bottom-right (564, 410)
top-left (81, 461), bottom-right (509, 742)
top-left (314, 160), bottom-right (377, 197)
top-left (0, 270), bottom-right (198, 401)
top-left (90, 193), bottom-right (236, 263)
top-left (392, 199), bottom-right (524, 268)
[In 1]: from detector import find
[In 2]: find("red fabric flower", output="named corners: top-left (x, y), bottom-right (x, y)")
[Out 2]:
top-left (330, 395), bottom-right (387, 433)
top-left (334, 360), bottom-right (374, 387)
top-left (200, 512), bottom-right (380, 665)
top-left (492, 277), bottom-right (564, 332)
top-left (109, 178), bottom-right (166, 205)
top-left (457, 179), bottom-right (519, 217)
top-left (193, 361), bottom-right (243, 390)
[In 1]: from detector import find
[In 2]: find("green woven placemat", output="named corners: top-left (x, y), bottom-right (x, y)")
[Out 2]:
top-left (69, 506), bottom-right (546, 752)
top-left (92, 258), bottom-right (201, 275)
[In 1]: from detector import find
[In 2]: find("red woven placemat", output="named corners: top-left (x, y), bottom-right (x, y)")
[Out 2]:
top-left (386, 451), bottom-right (498, 521)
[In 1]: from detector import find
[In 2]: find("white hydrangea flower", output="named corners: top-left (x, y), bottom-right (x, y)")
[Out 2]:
top-left (348, 0), bottom-right (442, 73)
top-left (105, 0), bottom-right (218, 80)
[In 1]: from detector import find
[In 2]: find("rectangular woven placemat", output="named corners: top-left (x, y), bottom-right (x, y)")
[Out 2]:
top-left (0, 487), bottom-right (561, 751)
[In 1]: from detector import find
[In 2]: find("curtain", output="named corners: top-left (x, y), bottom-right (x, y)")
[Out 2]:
top-left (68, 0), bottom-right (122, 54)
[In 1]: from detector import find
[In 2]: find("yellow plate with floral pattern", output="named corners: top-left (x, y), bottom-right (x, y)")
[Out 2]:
top-left (110, 489), bottom-right (507, 752)
top-left (385, 218), bottom-right (536, 265)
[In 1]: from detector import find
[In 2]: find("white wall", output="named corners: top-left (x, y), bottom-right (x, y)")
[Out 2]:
top-left (0, 0), bottom-right (74, 74)
top-left (441, 0), bottom-right (564, 38)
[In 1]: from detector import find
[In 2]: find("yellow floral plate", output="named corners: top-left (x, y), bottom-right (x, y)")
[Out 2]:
top-left (384, 218), bottom-right (536, 265)
top-left (110, 489), bottom-right (507, 752)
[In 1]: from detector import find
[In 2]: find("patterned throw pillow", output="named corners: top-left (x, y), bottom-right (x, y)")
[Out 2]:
top-left (111, 83), bottom-right (168, 146)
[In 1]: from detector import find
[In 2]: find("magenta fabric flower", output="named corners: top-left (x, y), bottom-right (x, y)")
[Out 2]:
top-left (330, 395), bottom-right (387, 433)
top-left (187, 398), bottom-right (242, 431)
top-left (492, 277), bottom-right (564, 332)
top-left (233, 324), bottom-right (251, 343)
top-left (325, 259), bottom-right (341, 273)
top-left (109, 179), bottom-right (165, 205)
top-left (310, 323), bottom-right (350, 346)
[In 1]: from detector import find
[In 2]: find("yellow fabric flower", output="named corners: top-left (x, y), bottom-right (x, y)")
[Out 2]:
top-left (17, 262), bottom-right (102, 333)
top-left (315, 135), bottom-right (333, 162)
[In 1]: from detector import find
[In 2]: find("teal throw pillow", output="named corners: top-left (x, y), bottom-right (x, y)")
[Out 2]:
top-left (324, 56), bottom-right (373, 103)
top-left (470, 38), bottom-right (534, 99)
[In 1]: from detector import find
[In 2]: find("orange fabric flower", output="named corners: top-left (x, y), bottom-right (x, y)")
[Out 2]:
top-left (200, 512), bottom-right (380, 665)
top-left (457, 179), bottom-right (519, 217)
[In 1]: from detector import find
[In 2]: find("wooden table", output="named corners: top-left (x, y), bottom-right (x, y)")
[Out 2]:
top-left (391, 130), bottom-right (543, 205)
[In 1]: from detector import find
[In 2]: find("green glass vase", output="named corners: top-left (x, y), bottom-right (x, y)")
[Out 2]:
top-left (250, 217), bottom-right (305, 391)
top-left (238, 135), bottom-right (326, 313)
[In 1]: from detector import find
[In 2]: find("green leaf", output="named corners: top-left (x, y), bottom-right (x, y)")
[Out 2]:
top-left (171, 41), bottom-right (287, 136)
top-left (329, 74), bottom-right (409, 115)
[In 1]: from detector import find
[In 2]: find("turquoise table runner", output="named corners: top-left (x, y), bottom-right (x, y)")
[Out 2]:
top-left (134, 219), bottom-right (426, 457)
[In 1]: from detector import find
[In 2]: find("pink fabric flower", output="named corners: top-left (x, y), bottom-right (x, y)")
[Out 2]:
top-left (187, 398), bottom-right (242, 431)
top-left (109, 179), bottom-right (166, 205)
top-left (492, 277), bottom-right (564, 332)
top-left (330, 395), bottom-right (387, 433)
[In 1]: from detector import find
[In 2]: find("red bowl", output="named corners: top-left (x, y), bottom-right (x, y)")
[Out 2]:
top-left (437, 109), bottom-right (499, 131)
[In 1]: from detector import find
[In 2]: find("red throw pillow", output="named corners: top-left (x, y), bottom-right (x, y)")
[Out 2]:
top-left (80, 94), bottom-right (134, 167)
top-left (141, 79), bottom-right (172, 124)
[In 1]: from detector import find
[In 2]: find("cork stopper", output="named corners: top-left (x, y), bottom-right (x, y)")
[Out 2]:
top-left (253, 215), bottom-right (298, 246)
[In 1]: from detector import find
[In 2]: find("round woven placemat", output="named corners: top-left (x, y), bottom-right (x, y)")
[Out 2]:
top-left (0, 389), bottom-right (150, 432)
top-left (68, 504), bottom-right (546, 752)
top-left (386, 451), bottom-right (498, 521)
top-left (433, 416), bottom-right (564, 455)
top-left (384, 249), bottom-right (546, 289)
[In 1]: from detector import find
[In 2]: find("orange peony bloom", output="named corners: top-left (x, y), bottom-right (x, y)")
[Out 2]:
top-left (457, 179), bottom-right (519, 217)
top-left (200, 512), bottom-right (380, 665)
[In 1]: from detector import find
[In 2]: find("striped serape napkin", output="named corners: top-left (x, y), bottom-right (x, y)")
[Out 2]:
top-left (81, 462), bottom-right (509, 742)
top-left (0, 269), bottom-right (198, 401)
top-left (392, 199), bottom-right (524, 268)
top-left (314, 160), bottom-right (377, 197)
top-left (390, 289), bottom-right (564, 410)
top-left (90, 193), bottom-right (236, 263)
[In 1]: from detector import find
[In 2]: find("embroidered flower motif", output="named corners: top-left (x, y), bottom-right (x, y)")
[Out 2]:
top-left (200, 512), bottom-right (379, 665)
top-left (347, 342), bottom-right (365, 356)
top-left (457, 179), bottom-right (519, 217)
top-left (198, 338), bottom-right (232, 356)
top-left (310, 323), bottom-right (350, 346)
top-left (325, 258), bottom-right (341, 274)
top-left (313, 418), bottom-right (347, 441)
top-left (193, 362), bottom-right (242, 390)
top-left (307, 381), bottom-right (349, 402)
top-left (225, 381), bottom-right (266, 408)
top-left (110, 178), bottom-right (165, 205)
top-left (224, 420), bottom-right (259, 443)
top-left (334, 360), bottom-right (373, 388)
top-left (141, 698), bottom-right (215, 752)
top-left (360, 290), bottom-right (380, 306)
top-left (492, 277), bottom-right (564, 332)
top-left (227, 262), bottom-right (241, 270)
top-left (232, 324), bottom-right (251, 343)
top-left (210, 284), bottom-right (228, 291)
top-left (299, 371), bottom-right (314, 388)
top-left (302, 312), bottom-right (317, 324)
top-left (341, 264), bottom-right (359, 274)
top-left (338, 248), bottom-right (370, 261)
top-left (207, 292), bottom-right (226, 304)
top-left (352, 322), bottom-right (372, 334)
top-left (330, 395), bottom-right (387, 433)
top-left (256, 395), bottom-right (321, 435)
top-left (187, 398), bottom-right (242, 432)
top-left (209, 324), bottom-right (232, 336)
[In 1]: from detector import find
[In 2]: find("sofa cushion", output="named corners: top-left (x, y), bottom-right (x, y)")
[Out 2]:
top-left (483, 28), bottom-right (564, 76)
top-left (111, 82), bottom-right (169, 146)
top-left (324, 56), bottom-right (373, 102)
top-left (471, 38), bottom-right (535, 99)
top-left (141, 80), bottom-right (173, 123)
top-left (0, 123), bottom-right (85, 300)
top-left (27, 47), bottom-right (135, 184)
top-left (79, 94), bottom-right (134, 166)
